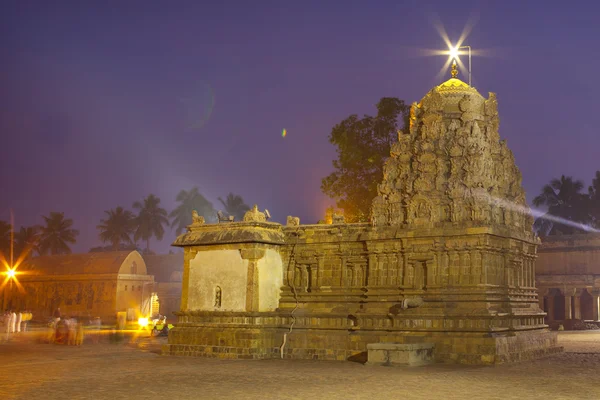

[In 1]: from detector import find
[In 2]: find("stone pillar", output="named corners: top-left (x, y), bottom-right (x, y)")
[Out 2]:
top-left (180, 249), bottom-right (198, 311)
top-left (240, 248), bottom-right (265, 312)
top-left (564, 295), bottom-right (573, 320)
top-left (592, 290), bottom-right (600, 321)
top-left (574, 289), bottom-right (583, 320)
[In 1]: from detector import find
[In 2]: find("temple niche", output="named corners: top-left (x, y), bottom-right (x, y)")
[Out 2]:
top-left (165, 66), bottom-right (561, 365)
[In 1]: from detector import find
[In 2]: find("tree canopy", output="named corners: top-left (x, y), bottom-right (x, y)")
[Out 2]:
top-left (97, 206), bottom-right (136, 251)
top-left (38, 212), bottom-right (79, 255)
top-left (321, 97), bottom-right (410, 222)
top-left (218, 193), bottom-right (250, 221)
top-left (133, 194), bottom-right (169, 253)
top-left (169, 187), bottom-right (215, 235)
top-left (533, 174), bottom-right (600, 235)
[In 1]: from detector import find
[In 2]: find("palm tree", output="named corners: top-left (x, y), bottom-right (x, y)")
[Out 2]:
top-left (587, 170), bottom-right (600, 228)
top-left (14, 226), bottom-right (41, 259)
top-left (133, 194), bottom-right (169, 253)
top-left (97, 206), bottom-right (136, 251)
top-left (218, 193), bottom-right (250, 221)
top-left (0, 220), bottom-right (12, 260)
top-left (38, 212), bottom-right (79, 255)
top-left (169, 187), bottom-right (215, 235)
top-left (532, 175), bottom-right (590, 235)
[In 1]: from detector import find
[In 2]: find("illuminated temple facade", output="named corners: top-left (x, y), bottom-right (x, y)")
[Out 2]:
top-left (164, 68), bottom-right (561, 364)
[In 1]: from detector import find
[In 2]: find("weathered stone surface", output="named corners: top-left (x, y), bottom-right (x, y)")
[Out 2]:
top-left (166, 71), bottom-right (561, 364)
top-left (366, 343), bottom-right (434, 366)
top-left (173, 221), bottom-right (285, 246)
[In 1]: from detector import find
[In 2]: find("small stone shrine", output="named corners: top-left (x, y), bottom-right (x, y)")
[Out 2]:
top-left (164, 66), bottom-right (561, 364)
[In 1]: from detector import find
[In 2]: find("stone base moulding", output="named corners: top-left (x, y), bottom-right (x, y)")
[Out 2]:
top-left (366, 343), bottom-right (435, 366)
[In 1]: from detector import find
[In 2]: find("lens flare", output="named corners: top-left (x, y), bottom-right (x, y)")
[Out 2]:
top-left (282, 129), bottom-right (287, 138)
top-left (471, 188), bottom-right (600, 234)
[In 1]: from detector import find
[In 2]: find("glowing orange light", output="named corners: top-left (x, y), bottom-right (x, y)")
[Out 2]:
top-left (6, 268), bottom-right (15, 278)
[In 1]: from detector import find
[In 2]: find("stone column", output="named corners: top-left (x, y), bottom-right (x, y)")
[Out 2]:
top-left (180, 249), bottom-right (198, 311)
top-left (591, 290), bottom-right (600, 321)
top-left (240, 248), bottom-right (265, 312)
top-left (564, 295), bottom-right (573, 320)
top-left (574, 289), bottom-right (583, 320)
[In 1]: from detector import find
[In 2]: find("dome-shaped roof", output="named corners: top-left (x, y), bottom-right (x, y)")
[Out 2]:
top-left (435, 77), bottom-right (482, 98)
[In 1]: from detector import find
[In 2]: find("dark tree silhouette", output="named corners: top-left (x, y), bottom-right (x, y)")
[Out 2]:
top-left (169, 187), bottom-right (215, 235)
top-left (133, 194), bottom-right (169, 253)
top-left (14, 226), bottom-right (41, 259)
top-left (218, 193), bottom-right (250, 221)
top-left (39, 212), bottom-right (79, 255)
top-left (97, 206), bottom-right (136, 251)
top-left (532, 175), bottom-right (590, 235)
top-left (321, 97), bottom-right (410, 222)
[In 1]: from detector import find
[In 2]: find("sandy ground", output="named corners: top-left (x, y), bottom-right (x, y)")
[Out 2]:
top-left (0, 330), bottom-right (599, 400)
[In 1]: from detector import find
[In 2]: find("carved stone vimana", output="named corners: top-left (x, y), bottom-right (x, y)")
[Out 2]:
top-left (164, 67), bottom-right (561, 364)
top-left (372, 64), bottom-right (531, 230)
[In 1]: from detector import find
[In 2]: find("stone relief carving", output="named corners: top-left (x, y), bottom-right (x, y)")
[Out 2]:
top-left (243, 204), bottom-right (267, 222)
top-left (370, 75), bottom-right (531, 230)
top-left (286, 216), bottom-right (300, 226)
top-left (191, 210), bottom-right (205, 225)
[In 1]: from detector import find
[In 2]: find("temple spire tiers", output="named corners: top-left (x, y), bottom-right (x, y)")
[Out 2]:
top-left (165, 73), bottom-right (561, 365)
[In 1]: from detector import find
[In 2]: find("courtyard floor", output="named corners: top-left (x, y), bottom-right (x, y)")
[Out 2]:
top-left (0, 330), bottom-right (599, 400)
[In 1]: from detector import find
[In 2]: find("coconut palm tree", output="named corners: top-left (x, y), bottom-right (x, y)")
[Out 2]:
top-left (218, 193), bottom-right (250, 221)
top-left (532, 175), bottom-right (590, 235)
top-left (14, 226), bottom-right (41, 259)
top-left (133, 194), bottom-right (169, 253)
top-left (97, 206), bottom-right (136, 251)
top-left (38, 212), bottom-right (79, 255)
top-left (169, 187), bottom-right (215, 235)
top-left (587, 170), bottom-right (600, 229)
top-left (0, 220), bottom-right (12, 260)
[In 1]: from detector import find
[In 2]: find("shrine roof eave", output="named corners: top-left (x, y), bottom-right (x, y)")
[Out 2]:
top-left (172, 221), bottom-right (286, 247)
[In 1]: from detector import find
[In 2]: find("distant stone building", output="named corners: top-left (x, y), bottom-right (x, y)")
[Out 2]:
top-left (144, 253), bottom-right (183, 319)
top-left (1, 251), bottom-right (154, 320)
top-left (537, 234), bottom-right (600, 325)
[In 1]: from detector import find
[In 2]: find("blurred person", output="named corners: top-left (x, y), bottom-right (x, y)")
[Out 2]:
top-left (15, 311), bottom-right (22, 333)
top-left (22, 311), bottom-right (31, 332)
top-left (55, 318), bottom-right (68, 344)
top-left (75, 320), bottom-right (84, 346)
top-left (10, 311), bottom-right (16, 333)
top-left (3, 311), bottom-right (10, 341)
top-left (67, 317), bottom-right (76, 345)
top-left (53, 307), bottom-right (61, 323)
top-left (47, 319), bottom-right (57, 344)
top-left (91, 317), bottom-right (101, 344)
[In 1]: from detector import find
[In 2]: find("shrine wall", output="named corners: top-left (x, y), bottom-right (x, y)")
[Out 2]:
top-left (186, 249), bottom-right (249, 312)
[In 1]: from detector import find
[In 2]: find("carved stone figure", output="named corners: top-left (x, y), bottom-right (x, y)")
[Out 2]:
top-left (243, 204), bottom-right (267, 222)
top-left (286, 216), bottom-right (300, 226)
top-left (192, 210), bottom-right (205, 225)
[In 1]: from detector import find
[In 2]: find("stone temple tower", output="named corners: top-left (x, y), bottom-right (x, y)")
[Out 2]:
top-left (165, 65), bottom-right (561, 364)
top-left (372, 63), bottom-right (531, 231)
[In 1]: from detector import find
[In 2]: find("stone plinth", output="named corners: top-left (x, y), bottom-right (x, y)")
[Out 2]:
top-left (366, 343), bottom-right (434, 366)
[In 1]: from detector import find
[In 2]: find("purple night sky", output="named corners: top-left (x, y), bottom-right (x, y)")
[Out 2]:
top-left (1, 1), bottom-right (599, 254)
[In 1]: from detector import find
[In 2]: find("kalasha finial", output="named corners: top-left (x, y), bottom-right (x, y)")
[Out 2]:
top-left (450, 60), bottom-right (458, 78)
